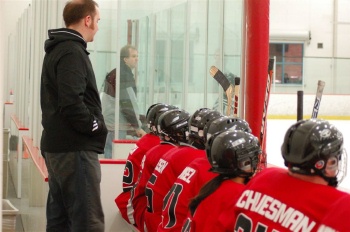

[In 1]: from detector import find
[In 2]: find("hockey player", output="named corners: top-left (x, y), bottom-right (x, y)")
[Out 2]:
top-left (131, 109), bottom-right (190, 232)
top-left (233, 119), bottom-right (348, 232)
top-left (143, 108), bottom-right (222, 232)
top-left (159, 115), bottom-right (251, 232)
top-left (114, 103), bottom-right (176, 224)
top-left (182, 130), bottom-right (261, 232)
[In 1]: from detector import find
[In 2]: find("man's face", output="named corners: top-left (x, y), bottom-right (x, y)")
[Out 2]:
top-left (124, 48), bottom-right (139, 69)
top-left (87, 6), bottom-right (100, 42)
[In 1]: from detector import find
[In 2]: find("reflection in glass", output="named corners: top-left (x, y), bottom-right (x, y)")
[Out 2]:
top-left (98, 0), bottom-right (244, 159)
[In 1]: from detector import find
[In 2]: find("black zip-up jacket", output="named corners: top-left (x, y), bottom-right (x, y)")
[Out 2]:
top-left (119, 62), bottom-right (142, 130)
top-left (40, 28), bottom-right (107, 153)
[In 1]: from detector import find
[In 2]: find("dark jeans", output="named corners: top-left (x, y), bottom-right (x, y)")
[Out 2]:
top-left (44, 151), bottom-right (104, 232)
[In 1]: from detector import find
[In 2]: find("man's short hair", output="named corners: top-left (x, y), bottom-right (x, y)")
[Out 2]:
top-left (120, 45), bottom-right (137, 60)
top-left (63, 0), bottom-right (99, 27)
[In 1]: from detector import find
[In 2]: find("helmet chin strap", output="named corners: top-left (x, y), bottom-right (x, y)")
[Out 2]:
top-left (288, 165), bottom-right (339, 187)
top-left (190, 140), bottom-right (205, 150)
top-left (243, 176), bottom-right (251, 184)
top-left (323, 176), bottom-right (338, 187)
top-left (238, 170), bottom-right (254, 184)
top-left (309, 169), bottom-right (339, 187)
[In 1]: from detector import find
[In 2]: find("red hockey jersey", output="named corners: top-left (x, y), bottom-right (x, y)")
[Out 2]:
top-left (233, 167), bottom-right (348, 232)
top-left (131, 142), bottom-right (177, 232)
top-left (159, 157), bottom-right (217, 232)
top-left (144, 145), bottom-right (205, 232)
top-left (115, 133), bottom-right (160, 224)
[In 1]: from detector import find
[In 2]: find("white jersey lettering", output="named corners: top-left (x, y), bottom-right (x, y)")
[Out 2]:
top-left (178, 167), bottom-right (196, 184)
top-left (236, 190), bottom-right (316, 232)
top-left (155, 158), bottom-right (168, 173)
top-left (317, 225), bottom-right (336, 232)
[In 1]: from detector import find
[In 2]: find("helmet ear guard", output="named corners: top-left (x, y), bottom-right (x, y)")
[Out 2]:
top-left (206, 130), bottom-right (261, 178)
top-left (319, 149), bottom-right (347, 187)
top-left (281, 119), bottom-right (347, 187)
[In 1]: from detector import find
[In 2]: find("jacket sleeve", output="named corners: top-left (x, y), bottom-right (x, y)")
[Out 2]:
top-left (57, 51), bottom-right (106, 136)
top-left (120, 86), bottom-right (142, 129)
top-left (101, 92), bottom-right (115, 130)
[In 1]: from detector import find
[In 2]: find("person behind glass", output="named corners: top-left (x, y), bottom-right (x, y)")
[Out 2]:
top-left (181, 130), bottom-right (261, 232)
top-left (102, 45), bottom-right (146, 158)
top-left (40, 0), bottom-right (107, 231)
top-left (101, 68), bottom-right (116, 158)
top-left (233, 119), bottom-right (348, 232)
top-left (120, 44), bottom-right (146, 138)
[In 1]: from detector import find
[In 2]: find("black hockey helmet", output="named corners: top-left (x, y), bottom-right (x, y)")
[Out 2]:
top-left (146, 103), bottom-right (161, 118)
top-left (281, 119), bottom-right (346, 187)
top-left (203, 116), bottom-right (251, 144)
top-left (157, 109), bottom-right (190, 144)
top-left (188, 108), bottom-right (222, 149)
top-left (146, 103), bottom-right (178, 135)
top-left (206, 130), bottom-right (261, 177)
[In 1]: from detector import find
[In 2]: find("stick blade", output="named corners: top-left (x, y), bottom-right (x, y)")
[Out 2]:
top-left (209, 66), bottom-right (219, 77)
top-left (209, 66), bottom-right (231, 91)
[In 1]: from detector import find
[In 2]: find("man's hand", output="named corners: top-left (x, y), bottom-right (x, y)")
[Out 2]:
top-left (135, 128), bottom-right (146, 137)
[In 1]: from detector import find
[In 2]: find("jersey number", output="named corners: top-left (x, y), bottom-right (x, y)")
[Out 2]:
top-left (123, 160), bottom-right (134, 191)
top-left (145, 174), bottom-right (157, 213)
top-left (235, 213), bottom-right (268, 232)
top-left (181, 218), bottom-right (192, 232)
top-left (162, 183), bottom-right (183, 228)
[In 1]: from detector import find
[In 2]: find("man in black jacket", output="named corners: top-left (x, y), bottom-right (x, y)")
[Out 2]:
top-left (101, 45), bottom-right (146, 158)
top-left (40, 0), bottom-right (107, 231)
top-left (119, 45), bottom-right (146, 139)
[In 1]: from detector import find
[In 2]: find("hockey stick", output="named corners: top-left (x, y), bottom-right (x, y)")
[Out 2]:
top-left (233, 77), bottom-right (240, 117)
top-left (311, 80), bottom-right (325, 119)
top-left (257, 58), bottom-right (274, 171)
top-left (209, 66), bottom-right (234, 116)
